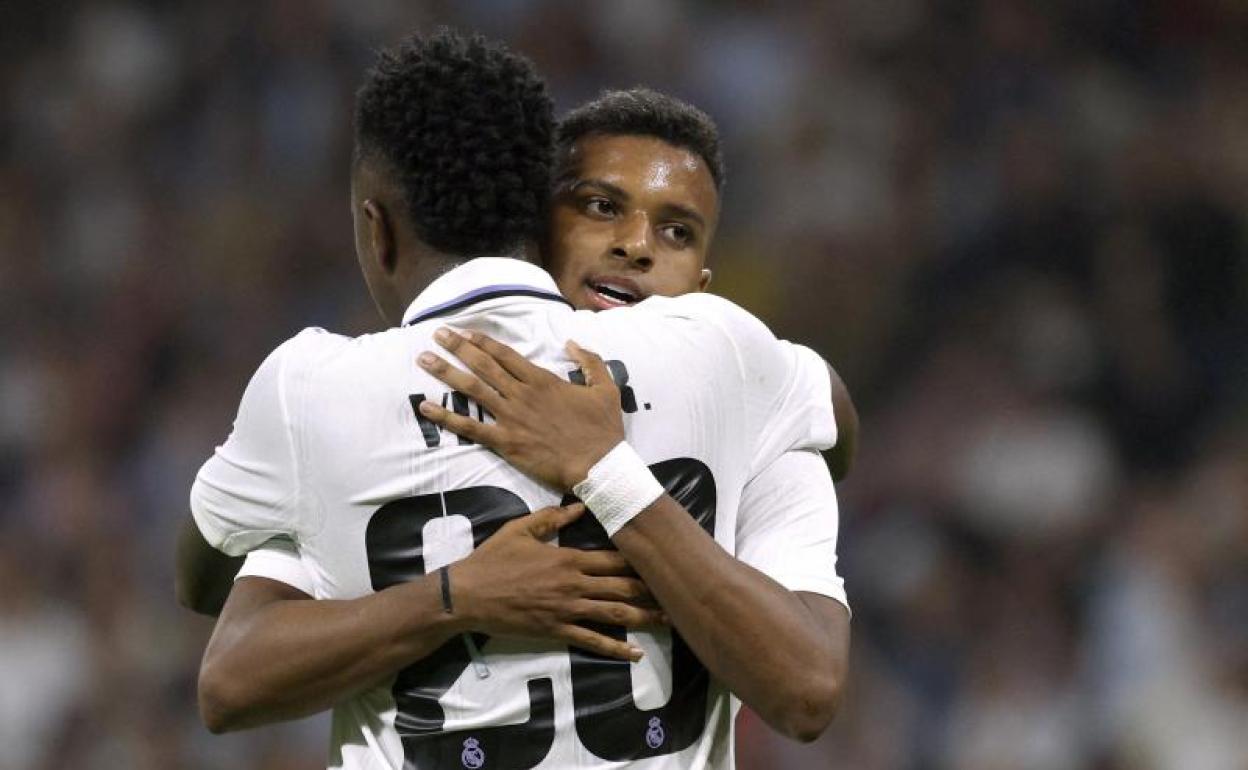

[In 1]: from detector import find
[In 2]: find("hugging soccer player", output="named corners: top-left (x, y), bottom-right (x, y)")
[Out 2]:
top-left (183, 30), bottom-right (849, 770)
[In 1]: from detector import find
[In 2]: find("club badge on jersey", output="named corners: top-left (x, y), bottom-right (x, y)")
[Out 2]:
top-left (646, 717), bottom-right (666, 750)
top-left (462, 737), bottom-right (485, 769)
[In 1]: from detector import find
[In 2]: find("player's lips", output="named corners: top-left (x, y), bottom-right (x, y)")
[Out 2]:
top-left (584, 276), bottom-right (647, 310)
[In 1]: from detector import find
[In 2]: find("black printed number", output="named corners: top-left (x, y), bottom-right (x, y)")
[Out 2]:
top-left (365, 459), bottom-right (716, 767)
top-left (562, 457), bottom-right (716, 760)
top-left (366, 488), bottom-right (555, 770)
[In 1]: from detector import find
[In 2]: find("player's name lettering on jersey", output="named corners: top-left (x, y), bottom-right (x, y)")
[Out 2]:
top-left (408, 359), bottom-right (645, 449)
top-left (568, 359), bottom-right (640, 414)
top-left (408, 391), bottom-right (488, 448)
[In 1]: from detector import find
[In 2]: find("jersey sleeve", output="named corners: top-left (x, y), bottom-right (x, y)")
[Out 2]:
top-left (190, 331), bottom-right (315, 556)
top-left (750, 341), bottom-right (837, 476)
top-left (735, 449), bottom-right (848, 610)
top-left (662, 293), bottom-right (837, 475)
top-left (235, 536), bottom-right (316, 596)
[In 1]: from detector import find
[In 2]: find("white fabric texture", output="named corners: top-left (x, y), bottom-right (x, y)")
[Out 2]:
top-left (236, 536), bottom-right (315, 596)
top-left (735, 449), bottom-right (849, 610)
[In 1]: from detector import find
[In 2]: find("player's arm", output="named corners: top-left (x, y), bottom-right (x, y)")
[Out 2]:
top-left (177, 530), bottom-right (311, 620)
top-left (175, 518), bottom-right (243, 616)
top-left (177, 333), bottom-right (314, 618)
top-left (826, 364), bottom-right (858, 481)
top-left (417, 331), bottom-right (848, 742)
top-left (187, 333), bottom-right (662, 732)
top-left (200, 572), bottom-right (447, 732)
top-left (608, 476), bottom-right (848, 744)
top-left (196, 503), bottom-right (663, 733)
top-left (183, 333), bottom-right (452, 732)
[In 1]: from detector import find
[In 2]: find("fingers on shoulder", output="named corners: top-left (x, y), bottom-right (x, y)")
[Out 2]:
top-left (467, 332), bottom-right (550, 383)
top-left (419, 353), bottom-right (502, 408)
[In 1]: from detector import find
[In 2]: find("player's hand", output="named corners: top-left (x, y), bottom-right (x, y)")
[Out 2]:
top-left (451, 502), bottom-right (663, 661)
top-left (417, 329), bottom-right (625, 491)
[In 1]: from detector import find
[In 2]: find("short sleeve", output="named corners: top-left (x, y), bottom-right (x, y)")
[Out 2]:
top-left (659, 294), bottom-right (837, 475)
top-left (736, 449), bottom-right (848, 610)
top-left (235, 536), bottom-right (317, 596)
top-left (750, 342), bottom-right (837, 476)
top-left (190, 332), bottom-right (312, 556)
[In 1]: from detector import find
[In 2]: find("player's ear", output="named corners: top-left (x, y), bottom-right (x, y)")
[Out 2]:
top-left (363, 199), bottom-right (397, 275)
top-left (698, 268), bottom-right (712, 292)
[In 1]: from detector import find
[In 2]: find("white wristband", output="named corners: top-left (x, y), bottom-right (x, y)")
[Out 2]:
top-left (573, 441), bottom-right (665, 537)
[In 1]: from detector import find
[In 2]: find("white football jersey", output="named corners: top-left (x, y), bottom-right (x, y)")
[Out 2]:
top-left (192, 258), bottom-right (840, 770)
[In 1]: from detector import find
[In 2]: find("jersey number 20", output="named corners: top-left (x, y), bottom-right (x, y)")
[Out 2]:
top-left (366, 458), bottom-right (716, 769)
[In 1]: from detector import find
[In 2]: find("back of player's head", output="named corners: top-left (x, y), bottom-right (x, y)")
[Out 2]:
top-left (354, 29), bottom-right (554, 258)
top-left (557, 87), bottom-right (725, 189)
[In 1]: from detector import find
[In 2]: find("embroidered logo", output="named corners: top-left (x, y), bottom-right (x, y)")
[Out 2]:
top-left (461, 737), bottom-right (485, 768)
top-left (646, 716), bottom-right (666, 749)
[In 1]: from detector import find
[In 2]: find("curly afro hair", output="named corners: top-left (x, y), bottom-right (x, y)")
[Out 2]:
top-left (354, 29), bottom-right (554, 258)
top-left (557, 87), bottom-right (725, 189)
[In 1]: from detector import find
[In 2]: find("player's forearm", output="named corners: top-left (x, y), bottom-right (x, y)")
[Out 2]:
top-left (199, 576), bottom-right (463, 733)
top-left (612, 495), bottom-right (847, 742)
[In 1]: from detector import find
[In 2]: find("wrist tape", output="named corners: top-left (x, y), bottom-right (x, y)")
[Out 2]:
top-left (572, 441), bottom-right (665, 537)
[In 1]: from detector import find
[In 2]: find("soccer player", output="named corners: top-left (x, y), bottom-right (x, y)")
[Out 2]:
top-left (542, 87), bottom-right (857, 481)
top-left (187, 30), bottom-right (847, 770)
top-left (175, 90), bottom-right (858, 617)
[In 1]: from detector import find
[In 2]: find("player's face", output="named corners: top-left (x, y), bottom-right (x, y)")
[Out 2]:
top-left (546, 135), bottom-right (718, 311)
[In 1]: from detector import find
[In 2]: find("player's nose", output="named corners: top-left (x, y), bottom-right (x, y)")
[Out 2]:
top-left (609, 213), bottom-right (654, 270)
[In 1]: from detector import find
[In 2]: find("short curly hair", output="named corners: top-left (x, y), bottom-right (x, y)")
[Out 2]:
top-left (557, 87), bottom-right (725, 189)
top-left (354, 29), bottom-right (554, 257)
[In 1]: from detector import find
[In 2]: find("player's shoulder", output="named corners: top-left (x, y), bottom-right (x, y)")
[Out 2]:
top-left (244, 327), bottom-right (367, 402)
top-left (639, 291), bottom-right (755, 325)
top-left (252, 325), bottom-right (408, 430)
top-left (639, 292), bottom-right (785, 363)
top-left (262, 326), bottom-right (351, 371)
top-left (267, 326), bottom-right (347, 353)
top-left (285, 325), bottom-right (345, 349)
top-left (280, 324), bottom-right (421, 365)
top-left (577, 294), bottom-right (747, 357)
top-left (649, 293), bottom-right (777, 342)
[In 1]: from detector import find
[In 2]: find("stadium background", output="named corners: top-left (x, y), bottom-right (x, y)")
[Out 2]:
top-left (1, 1), bottom-right (1245, 768)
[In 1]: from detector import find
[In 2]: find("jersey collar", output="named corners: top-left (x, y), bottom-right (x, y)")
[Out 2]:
top-left (401, 257), bottom-right (572, 327)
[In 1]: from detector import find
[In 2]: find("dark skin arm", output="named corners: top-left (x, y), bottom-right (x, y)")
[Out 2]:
top-left (200, 575), bottom-right (426, 732)
top-left (196, 503), bottom-right (665, 733)
top-left (614, 500), bottom-right (849, 742)
top-left (826, 364), bottom-right (858, 482)
top-left (174, 361), bottom-right (854, 621)
top-left (416, 330), bottom-right (851, 742)
top-left (176, 377), bottom-right (856, 621)
top-left (175, 518), bottom-right (243, 616)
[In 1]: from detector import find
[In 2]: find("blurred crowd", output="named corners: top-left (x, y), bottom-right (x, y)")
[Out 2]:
top-left (1, 1), bottom-right (1245, 768)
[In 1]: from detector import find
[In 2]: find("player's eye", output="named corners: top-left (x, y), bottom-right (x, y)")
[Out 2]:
top-left (584, 196), bottom-right (617, 218)
top-left (660, 223), bottom-right (693, 248)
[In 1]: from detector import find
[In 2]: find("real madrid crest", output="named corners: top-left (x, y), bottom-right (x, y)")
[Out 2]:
top-left (645, 716), bottom-right (666, 749)
top-left (461, 737), bottom-right (485, 769)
